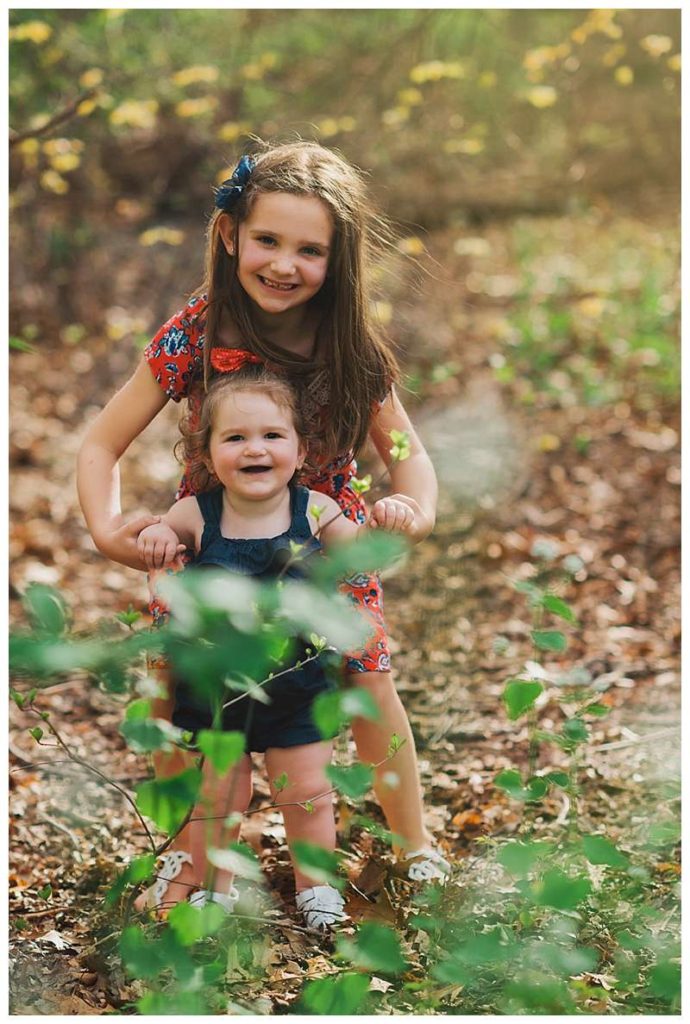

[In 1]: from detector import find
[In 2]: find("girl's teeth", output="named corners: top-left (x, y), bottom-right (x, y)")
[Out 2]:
top-left (261, 277), bottom-right (294, 291)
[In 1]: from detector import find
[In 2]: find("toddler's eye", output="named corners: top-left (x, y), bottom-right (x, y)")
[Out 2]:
top-left (258, 235), bottom-right (276, 246)
top-left (265, 432), bottom-right (283, 440)
top-left (226, 434), bottom-right (243, 442)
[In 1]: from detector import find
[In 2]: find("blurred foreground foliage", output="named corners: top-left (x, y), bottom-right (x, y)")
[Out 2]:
top-left (9, 537), bottom-right (680, 1014)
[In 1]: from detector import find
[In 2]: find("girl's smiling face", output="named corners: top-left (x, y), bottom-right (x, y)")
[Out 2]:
top-left (232, 192), bottom-right (333, 316)
top-left (206, 388), bottom-right (305, 501)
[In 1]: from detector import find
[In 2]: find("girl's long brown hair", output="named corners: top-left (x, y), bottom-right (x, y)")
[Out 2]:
top-left (191, 139), bottom-right (400, 463)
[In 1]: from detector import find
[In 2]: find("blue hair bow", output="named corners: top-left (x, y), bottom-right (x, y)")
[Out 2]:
top-left (214, 155), bottom-right (255, 212)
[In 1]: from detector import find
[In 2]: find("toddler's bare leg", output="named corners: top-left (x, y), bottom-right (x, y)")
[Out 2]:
top-left (348, 669), bottom-right (432, 854)
top-left (265, 742), bottom-right (335, 891)
top-left (136, 751), bottom-right (253, 910)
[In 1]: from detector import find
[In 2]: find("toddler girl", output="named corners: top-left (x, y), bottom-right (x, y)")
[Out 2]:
top-left (135, 362), bottom-right (414, 929)
top-left (77, 140), bottom-right (450, 892)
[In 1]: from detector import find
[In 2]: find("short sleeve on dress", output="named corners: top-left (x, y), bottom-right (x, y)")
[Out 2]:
top-left (144, 295), bottom-right (206, 402)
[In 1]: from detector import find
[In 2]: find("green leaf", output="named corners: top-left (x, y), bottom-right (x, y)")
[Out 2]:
top-left (545, 771), bottom-right (570, 788)
top-left (503, 679), bottom-right (543, 720)
top-left (647, 960), bottom-right (681, 1001)
top-left (168, 899), bottom-right (226, 946)
top-left (495, 770), bottom-right (548, 803)
top-left (137, 991), bottom-right (212, 1016)
top-left (337, 922), bottom-right (407, 974)
top-left (582, 834), bottom-right (629, 868)
top-left (135, 767), bottom-right (201, 834)
top-left (325, 763), bottom-right (373, 799)
top-left (531, 868), bottom-right (591, 909)
top-left (105, 854), bottom-right (156, 907)
top-left (120, 716), bottom-right (183, 754)
top-left (207, 842), bottom-right (262, 882)
top-left (300, 972), bottom-right (370, 1015)
top-left (273, 770), bottom-right (289, 792)
top-left (116, 605), bottom-right (142, 627)
top-left (562, 717), bottom-right (589, 745)
top-left (197, 730), bottom-right (245, 774)
top-left (10, 689), bottom-right (25, 708)
top-left (37, 884), bottom-right (52, 900)
top-left (312, 685), bottom-right (379, 738)
top-left (291, 840), bottom-right (343, 890)
top-left (531, 629), bottom-right (567, 652)
top-left (10, 336), bottom-right (36, 352)
top-left (584, 702), bottom-right (610, 717)
top-left (497, 840), bottom-right (554, 877)
top-left (351, 474), bottom-right (372, 495)
top-left (541, 594), bottom-right (577, 623)
top-left (23, 584), bottom-right (68, 635)
top-left (29, 727), bottom-right (43, 742)
top-left (119, 926), bottom-right (166, 980)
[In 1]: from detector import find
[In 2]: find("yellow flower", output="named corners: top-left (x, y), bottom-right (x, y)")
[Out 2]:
top-left (49, 152), bottom-right (81, 173)
top-left (536, 433), bottom-right (561, 452)
top-left (40, 170), bottom-right (69, 194)
top-left (640, 34), bottom-right (673, 59)
top-left (172, 65), bottom-right (219, 87)
top-left (242, 62), bottom-right (264, 80)
top-left (667, 53), bottom-right (681, 72)
top-left (397, 236), bottom-right (425, 256)
top-left (18, 139), bottom-right (40, 155)
top-left (602, 44), bottom-right (626, 68)
top-left (110, 99), bottom-right (158, 129)
top-left (397, 87), bottom-right (423, 106)
top-left (317, 118), bottom-right (340, 138)
top-left (139, 227), bottom-right (186, 247)
top-left (80, 68), bottom-right (104, 89)
top-left (338, 116), bottom-right (357, 132)
top-left (525, 86), bottom-right (558, 108)
top-left (479, 71), bottom-right (497, 88)
top-left (614, 65), bottom-right (634, 86)
top-left (259, 52), bottom-right (277, 69)
top-left (175, 97), bottom-right (218, 118)
top-left (42, 138), bottom-right (84, 156)
top-left (576, 296), bottom-right (605, 318)
top-left (443, 138), bottom-right (484, 155)
top-left (77, 98), bottom-right (98, 117)
top-left (9, 20), bottom-right (52, 44)
top-left (217, 122), bottom-right (243, 143)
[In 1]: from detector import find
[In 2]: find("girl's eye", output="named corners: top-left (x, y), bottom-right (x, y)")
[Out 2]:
top-left (258, 235), bottom-right (276, 246)
top-left (265, 432), bottom-right (283, 440)
top-left (302, 246), bottom-right (322, 257)
top-left (226, 434), bottom-right (243, 442)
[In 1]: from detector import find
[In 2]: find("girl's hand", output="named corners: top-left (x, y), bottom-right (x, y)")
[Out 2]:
top-left (95, 514), bottom-right (163, 570)
top-left (369, 495), bottom-right (417, 536)
top-left (137, 522), bottom-right (186, 569)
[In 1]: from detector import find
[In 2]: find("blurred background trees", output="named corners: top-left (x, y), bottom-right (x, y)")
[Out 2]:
top-left (9, 7), bottom-right (680, 339)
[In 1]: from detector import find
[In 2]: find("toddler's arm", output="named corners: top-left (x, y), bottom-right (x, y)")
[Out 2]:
top-left (308, 492), bottom-right (414, 546)
top-left (137, 496), bottom-right (202, 569)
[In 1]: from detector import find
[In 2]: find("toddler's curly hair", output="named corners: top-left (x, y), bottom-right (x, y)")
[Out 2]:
top-left (176, 364), bottom-right (311, 494)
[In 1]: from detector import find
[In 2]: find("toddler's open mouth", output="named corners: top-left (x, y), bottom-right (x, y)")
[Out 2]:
top-left (258, 276), bottom-right (297, 292)
top-left (241, 465), bottom-right (271, 473)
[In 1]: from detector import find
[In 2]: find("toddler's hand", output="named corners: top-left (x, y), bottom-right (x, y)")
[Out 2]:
top-left (369, 496), bottom-right (416, 535)
top-left (137, 523), bottom-right (186, 569)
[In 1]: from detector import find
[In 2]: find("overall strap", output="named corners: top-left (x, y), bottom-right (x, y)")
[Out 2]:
top-left (289, 484), bottom-right (320, 547)
top-left (195, 487), bottom-right (224, 529)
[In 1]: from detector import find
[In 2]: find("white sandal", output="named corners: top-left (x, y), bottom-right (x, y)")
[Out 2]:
top-left (404, 846), bottom-right (451, 883)
top-left (141, 851), bottom-right (238, 914)
top-left (142, 850), bottom-right (194, 910)
top-left (188, 888), bottom-right (239, 913)
top-left (295, 885), bottom-right (347, 932)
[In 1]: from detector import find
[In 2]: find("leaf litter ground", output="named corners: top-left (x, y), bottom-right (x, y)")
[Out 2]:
top-left (9, 216), bottom-right (679, 1014)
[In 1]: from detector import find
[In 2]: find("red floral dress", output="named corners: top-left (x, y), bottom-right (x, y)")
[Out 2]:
top-left (144, 296), bottom-right (390, 673)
